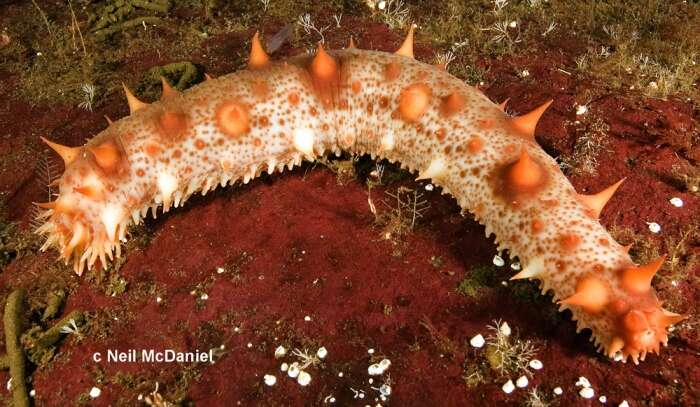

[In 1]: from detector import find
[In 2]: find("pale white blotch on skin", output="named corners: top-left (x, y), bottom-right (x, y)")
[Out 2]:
top-left (417, 156), bottom-right (447, 180)
top-left (157, 172), bottom-right (178, 204)
top-left (101, 204), bottom-right (124, 241)
top-left (293, 128), bottom-right (315, 156)
top-left (381, 130), bottom-right (395, 151)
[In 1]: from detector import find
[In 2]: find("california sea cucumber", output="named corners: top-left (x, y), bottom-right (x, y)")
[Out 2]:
top-left (35, 28), bottom-right (684, 363)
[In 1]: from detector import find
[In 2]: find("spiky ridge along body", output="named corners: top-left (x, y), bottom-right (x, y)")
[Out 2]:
top-left (36, 31), bottom-right (683, 364)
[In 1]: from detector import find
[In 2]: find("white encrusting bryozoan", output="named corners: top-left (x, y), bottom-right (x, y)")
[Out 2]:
top-left (36, 28), bottom-right (684, 363)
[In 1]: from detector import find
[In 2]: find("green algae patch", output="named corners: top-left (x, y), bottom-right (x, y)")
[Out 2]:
top-left (138, 61), bottom-right (203, 100)
top-left (41, 289), bottom-right (66, 321)
top-left (90, 0), bottom-right (172, 40)
top-left (22, 310), bottom-right (85, 366)
top-left (3, 289), bottom-right (30, 407)
top-left (456, 264), bottom-right (500, 299)
top-left (0, 221), bottom-right (39, 270)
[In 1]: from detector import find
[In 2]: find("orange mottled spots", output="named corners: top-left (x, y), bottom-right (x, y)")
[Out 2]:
top-left (435, 128), bottom-right (446, 141)
top-left (251, 79), bottom-right (270, 99)
top-left (398, 83), bottom-right (431, 123)
top-left (467, 136), bottom-right (483, 153)
top-left (599, 237), bottom-right (609, 246)
top-left (559, 233), bottom-right (581, 250)
top-left (195, 139), bottom-right (206, 150)
top-left (173, 149), bottom-right (182, 158)
top-left (74, 185), bottom-right (103, 200)
top-left (504, 144), bottom-right (516, 154)
top-left (322, 123), bottom-right (330, 131)
top-left (477, 119), bottom-right (494, 129)
top-left (156, 110), bottom-right (189, 140)
top-left (136, 169), bottom-right (145, 177)
top-left (89, 139), bottom-right (124, 174)
top-left (259, 116), bottom-right (270, 126)
top-left (441, 92), bottom-right (465, 117)
top-left (531, 219), bottom-right (544, 233)
top-left (253, 138), bottom-right (262, 147)
top-left (310, 107), bottom-right (318, 116)
top-left (379, 96), bottom-right (389, 109)
top-left (351, 81), bottom-right (361, 93)
top-left (384, 62), bottom-right (401, 81)
top-left (145, 143), bottom-right (161, 157)
top-left (216, 100), bottom-right (250, 138)
top-left (121, 132), bottom-right (135, 143)
top-left (288, 93), bottom-right (300, 105)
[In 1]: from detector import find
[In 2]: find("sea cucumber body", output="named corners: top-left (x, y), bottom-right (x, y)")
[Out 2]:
top-left (37, 46), bottom-right (678, 363)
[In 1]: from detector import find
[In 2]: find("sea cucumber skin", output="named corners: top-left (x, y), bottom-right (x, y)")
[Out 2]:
top-left (37, 44), bottom-right (680, 363)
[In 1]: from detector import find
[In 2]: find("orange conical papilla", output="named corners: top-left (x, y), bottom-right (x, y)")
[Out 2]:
top-left (506, 147), bottom-right (544, 192)
top-left (395, 25), bottom-right (415, 58)
top-left (160, 76), bottom-right (179, 100)
top-left (621, 256), bottom-right (666, 294)
top-left (249, 31), bottom-right (270, 69)
top-left (509, 99), bottom-right (553, 140)
top-left (578, 178), bottom-right (625, 218)
top-left (560, 276), bottom-right (609, 313)
top-left (122, 83), bottom-right (149, 114)
top-left (41, 136), bottom-right (81, 166)
top-left (310, 43), bottom-right (338, 82)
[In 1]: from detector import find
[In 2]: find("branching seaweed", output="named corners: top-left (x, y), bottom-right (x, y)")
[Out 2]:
top-left (377, 0), bottom-right (410, 29)
top-left (484, 319), bottom-right (538, 376)
top-left (375, 186), bottom-right (430, 239)
top-left (297, 13), bottom-right (330, 44)
top-left (559, 117), bottom-right (610, 176)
